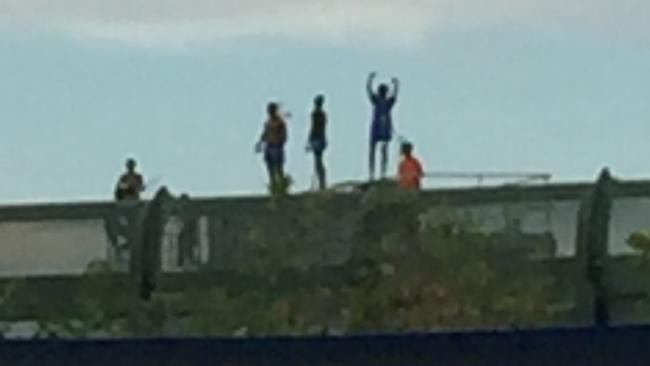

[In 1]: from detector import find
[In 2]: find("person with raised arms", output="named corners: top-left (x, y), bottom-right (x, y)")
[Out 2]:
top-left (366, 72), bottom-right (399, 181)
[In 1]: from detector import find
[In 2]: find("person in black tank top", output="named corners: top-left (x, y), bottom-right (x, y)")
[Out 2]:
top-left (307, 95), bottom-right (328, 190)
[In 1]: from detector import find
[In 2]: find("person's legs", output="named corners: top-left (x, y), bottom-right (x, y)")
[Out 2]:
top-left (314, 150), bottom-right (326, 190)
top-left (268, 165), bottom-right (282, 194)
top-left (265, 159), bottom-right (275, 187)
top-left (369, 140), bottom-right (377, 181)
top-left (380, 141), bottom-right (389, 179)
top-left (264, 148), bottom-right (279, 191)
top-left (277, 148), bottom-right (285, 186)
top-left (266, 146), bottom-right (288, 194)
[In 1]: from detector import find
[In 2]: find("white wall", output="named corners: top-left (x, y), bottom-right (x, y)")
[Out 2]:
top-left (0, 220), bottom-right (109, 277)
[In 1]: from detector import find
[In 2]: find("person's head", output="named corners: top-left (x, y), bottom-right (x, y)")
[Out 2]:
top-left (378, 83), bottom-right (390, 98)
top-left (267, 102), bottom-right (279, 118)
top-left (400, 142), bottom-right (414, 157)
top-left (314, 94), bottom-right (325, 109)
top-left (126, 158), bottom-right (137, 172)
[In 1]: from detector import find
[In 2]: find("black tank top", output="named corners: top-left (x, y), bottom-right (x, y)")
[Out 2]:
top-left (310, 110), bottom-right (326, 141)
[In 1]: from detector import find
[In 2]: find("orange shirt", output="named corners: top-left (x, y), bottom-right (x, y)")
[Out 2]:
top-left (398, 155), bottom-right (424, 190)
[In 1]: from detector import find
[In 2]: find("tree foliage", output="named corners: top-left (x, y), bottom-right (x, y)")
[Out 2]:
top-left (25, 188), bottom-right (560, 338)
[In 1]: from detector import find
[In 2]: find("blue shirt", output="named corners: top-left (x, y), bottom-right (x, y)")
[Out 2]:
top-left (371, 95), bottom-right (396, 129)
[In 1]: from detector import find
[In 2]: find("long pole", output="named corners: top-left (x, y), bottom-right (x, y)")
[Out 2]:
top-left (422, 172), bottom-right (552, 184)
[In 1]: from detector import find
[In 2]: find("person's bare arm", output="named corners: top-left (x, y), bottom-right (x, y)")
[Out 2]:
top-left (280, 120), bottom-right (288, 145)
top-left (367, 72), bottom-right (377, 100)
top-left (255, 123), bottom-right (267, 153)
top-left (138, 176), bottom-right (146, 192)
top-left (391, 77), bottom-right (400, 99)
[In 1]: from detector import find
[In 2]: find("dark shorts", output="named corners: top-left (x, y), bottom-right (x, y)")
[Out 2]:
top-left (264, 145), bottom-right (285, 168)
top-left (370, 122), bottom-right (392, 144)
top-left (309, 139), bottom-right (327, 155)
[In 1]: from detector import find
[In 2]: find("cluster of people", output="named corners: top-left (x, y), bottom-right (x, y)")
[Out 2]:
top-left (114, 72), bottom-right (424, 201)
top-left (254, 72), bottom-right (424, 193)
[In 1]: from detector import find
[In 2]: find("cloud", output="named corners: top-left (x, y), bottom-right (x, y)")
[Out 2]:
top-left (0, 0), bottom-right (438, 45)
top-left (0, 0), bottom-right (648, 45)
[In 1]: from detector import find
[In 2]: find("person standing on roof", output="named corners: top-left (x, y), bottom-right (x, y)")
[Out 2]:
top-left (367, 72), bottom-right (399, 181)
top-left (114, 158), bottom-right (145, 201)
top-left (256, 102), bottom-right (288, 192)
top-left (306, 94), bottom-right (328, 190)
top-left (398, 142), bottom-right (424, 190)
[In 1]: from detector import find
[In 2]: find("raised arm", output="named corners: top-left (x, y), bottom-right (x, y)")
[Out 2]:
top-left (391, 77), bottom-right (400, 99)
top-left (366, 72), bottom-right (377, 99)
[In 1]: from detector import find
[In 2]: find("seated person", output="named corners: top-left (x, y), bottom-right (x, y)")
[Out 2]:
top-left (115, 158), bottom-right (145, 201)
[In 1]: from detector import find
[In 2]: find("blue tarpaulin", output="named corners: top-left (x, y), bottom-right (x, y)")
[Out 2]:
top-left (2, 325), bottom-right (650, 366)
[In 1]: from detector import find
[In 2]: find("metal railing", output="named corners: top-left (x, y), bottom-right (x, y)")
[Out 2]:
top-left (422, 171), bottom-right (552, 185)
top-left (329, 172), bottom-right (552, 192)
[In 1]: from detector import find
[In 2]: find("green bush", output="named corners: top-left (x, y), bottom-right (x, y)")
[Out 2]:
top-left (34, 189), bottom-right (559, 337)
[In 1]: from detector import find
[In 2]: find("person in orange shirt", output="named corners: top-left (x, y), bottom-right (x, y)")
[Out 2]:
top-left (398, 142), bottom-right (424, 190)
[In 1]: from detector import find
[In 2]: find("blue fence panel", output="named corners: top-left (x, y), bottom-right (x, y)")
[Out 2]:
top-left (2, 326), bottom-right (650, 366)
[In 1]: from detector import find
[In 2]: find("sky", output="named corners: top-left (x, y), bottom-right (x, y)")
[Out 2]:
top-left (0, 0), bottom-right (649, 203)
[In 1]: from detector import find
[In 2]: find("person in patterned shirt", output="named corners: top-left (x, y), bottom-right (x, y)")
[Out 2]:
top-left (256, 102), bottom-right (288, 191)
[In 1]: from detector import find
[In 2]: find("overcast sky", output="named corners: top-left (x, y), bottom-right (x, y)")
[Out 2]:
top-left (2, 0), bottom-right (649, 45)
top-left (0, 1), bottom-right (649, 203)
